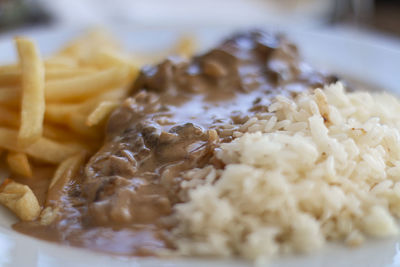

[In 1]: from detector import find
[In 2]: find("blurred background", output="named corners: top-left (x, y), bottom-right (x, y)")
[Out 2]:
top-left (0, 0), bottom-right (399, 37)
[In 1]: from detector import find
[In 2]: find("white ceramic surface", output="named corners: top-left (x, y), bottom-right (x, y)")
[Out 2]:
top-left (0, 26), bottom-right (400, 267)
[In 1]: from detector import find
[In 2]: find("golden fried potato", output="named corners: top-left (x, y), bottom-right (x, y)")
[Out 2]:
top-left (0, 128), bottom-right (85, 164)
top-left (86, 100), bottom-right (118, 127)
top-left (45, 66), bottom-right (130, 101)
top-left (6, 152), bottom-right (32, 177)
top-left (15, 37), bottom-right (45, 148)
top-left (0, 179), bottom-right (40, 221)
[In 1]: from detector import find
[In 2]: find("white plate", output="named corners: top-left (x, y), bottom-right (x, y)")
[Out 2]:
top-left (0, 26), bottom-right (400, 267)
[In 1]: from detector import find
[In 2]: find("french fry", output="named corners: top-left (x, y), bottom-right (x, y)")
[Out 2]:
top-left (46, 153), bottom-right (86, 212)
top-left (15, 37), bottom-right (45, 147)
top-left (45, 67), bottom-right (96, 80)
top-left (81, 87), bottom-right (128, 110)
top-left (26, 137), bottom-right (85, 164)
top-left (86, 101), bottom-right (118, 127)
top-left (6, 152), bottom-right (32, 177)
top-left (0, 68), bottom-right (94, 88)
top-left (100, 86), bottom-right (128, 99)
top-left (0, 70), bottom-right (20, 86)
top-left (45, 66), bottom-right (130, 101)
top-left (175, 35), bottom-right (196, 58)
top-left (0, 109), bottom-right (83, 144)
top-left (40, 206), bottom-right (59, 225)
top-left (48, 152), bottom-right (85, 194)
top-left (67, 113), bottom-right (100, 139)
top-left (61, 141), bottom-right (96, 154)
top-left (0, 106), bottom-right (19, 127)
top-left (45, 103), bottom-right (78, 123)
top-left (45, 102), bottom-right (98, 127)
top-left (43, 123), bottom-right (85, 143)
top-left (44, 89), bottom-right (126, 125)
top-left (0, 87), bottom-right (20, 103)
top-left (90, 49), bottom-right (139, 76)
top-left (0, 64), bottom-right (20, 85)
top-left (77, 97), bottom-right (107, 114)
top-left (45, 57), bottom-right (78, 68)
top-left (0, 64), bottom-right (19, 72)
top-left (0, 106), bottom-right (89, 143)
top-left (57, 29), bottom-right (120, 60)
top-left (55, 30), bottom-right (121, 69)
top-left (0, 128), bottom-right (84, 164)
top-left (0, 179), bottom-right (40, 221)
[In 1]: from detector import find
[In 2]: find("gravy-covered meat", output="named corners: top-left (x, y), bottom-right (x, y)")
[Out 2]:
top-left (14, 30), bottom-right (336, 255)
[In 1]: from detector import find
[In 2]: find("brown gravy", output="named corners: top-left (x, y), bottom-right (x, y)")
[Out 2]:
top-left (14, 30), bottom-right (337, 255)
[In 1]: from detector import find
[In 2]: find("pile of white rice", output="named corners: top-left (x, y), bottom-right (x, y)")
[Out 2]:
top-left (171, 82), bottom-right (400, 263)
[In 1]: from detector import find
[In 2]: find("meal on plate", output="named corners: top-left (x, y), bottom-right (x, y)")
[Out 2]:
top-left (1, 29), bottom-right (400, 263)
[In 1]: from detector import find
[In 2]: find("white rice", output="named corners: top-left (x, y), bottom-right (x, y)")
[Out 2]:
top-left (171, 82), bottom-right (400, 263)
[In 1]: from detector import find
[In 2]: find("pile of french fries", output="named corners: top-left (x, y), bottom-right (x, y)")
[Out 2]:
top-left (0, 30), bottom-right (138, 221)
top-left (0, 30), bottom-right (195, 223)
